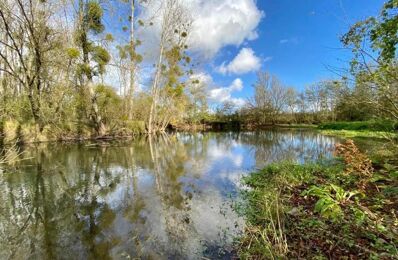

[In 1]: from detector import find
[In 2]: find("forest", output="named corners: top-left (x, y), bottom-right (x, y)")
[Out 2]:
top-left (0, 0), bottom-right (396, 144)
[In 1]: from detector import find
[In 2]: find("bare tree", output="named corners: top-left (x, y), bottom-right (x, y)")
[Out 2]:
top-left (147, 0), bottom-right (191, 134)
top-left (268, 77), bottom-right (289, 123)
top-left (286, 87), bottom-right (297, 123)
top-left (249, 71), bottom-right (272, 125)
top-left (250, 71), bottom-right (290, 125)
top-left (0, 0), bottom-right (60, 130)
top-left (128, 0), bottom-right (137, 120)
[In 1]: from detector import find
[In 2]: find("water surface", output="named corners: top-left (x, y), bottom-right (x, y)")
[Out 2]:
top-left (0, 130), bottom-right (339, 259)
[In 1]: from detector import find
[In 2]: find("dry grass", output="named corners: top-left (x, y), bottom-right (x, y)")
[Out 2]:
top-left (0, 142), bottom-right (22, 166)
top-left (238, 192), bottom-right (288, 259)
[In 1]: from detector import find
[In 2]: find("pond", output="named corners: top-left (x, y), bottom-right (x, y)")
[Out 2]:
top-left (0, 130), bottom-right (340, 259)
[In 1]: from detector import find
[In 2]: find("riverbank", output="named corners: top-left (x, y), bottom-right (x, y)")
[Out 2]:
top-left (317, 120), bottom-right (398, 140)
top-left (0, 119), bottom-right (146, 144)
top-left (2, 118), bottom-right (397, 145)
top-left (318, 120), bottom-right (397, 132)
top-left (318, 120), bottom-right (398, 139)
top-left (320, 129), bottom-right (398, 139)
top-left (236, 140), bottom-right (398, 259)
top-left (246, 123), bottom-right (318, 130)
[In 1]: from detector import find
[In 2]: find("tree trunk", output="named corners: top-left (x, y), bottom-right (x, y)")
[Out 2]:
top-left (87, 81), bottom-right (106, 136)
top-left (27, 82), bottom-right (42, 129)
top-left (147, 45), bottom-right (164, 134)
top-left (127, 0), bottom-right (136, 120)
top-left (79, 0), bottom-right (105, 136)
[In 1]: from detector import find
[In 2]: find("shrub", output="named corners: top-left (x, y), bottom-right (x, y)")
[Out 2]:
top-left (124, 120), bottom-right (145, 135)
top-left (95, 84), bottom-right (122, 124)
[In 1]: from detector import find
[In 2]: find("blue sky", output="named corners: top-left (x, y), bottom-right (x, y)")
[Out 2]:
top-left (104, 0), bottom-right (386, 107)
top-left (204, 0), bottom-right (385, 106)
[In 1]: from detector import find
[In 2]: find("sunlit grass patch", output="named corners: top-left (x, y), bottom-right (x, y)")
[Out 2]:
top-left (318, 120), bottom-right (398, 132)
top-left (321, 129), bottom-right (397, 139)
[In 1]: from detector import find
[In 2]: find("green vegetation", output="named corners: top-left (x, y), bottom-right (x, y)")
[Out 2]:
top-left (217, 0), bottom-right (398, 130)
top-left (0, 0), bottom-right (397, 258)
top-left (319, 120), bottom-right (398, 132)
top-left (0, 0), bottom-right (199, 143)
top-left (1, 0), bottom-right (397, 143)
top-left (237, 140), bottom-right (398, 259)
top-left (317, 120), bottom-right (398, 140)
top-left (321, 129), bottom-right (398, 139)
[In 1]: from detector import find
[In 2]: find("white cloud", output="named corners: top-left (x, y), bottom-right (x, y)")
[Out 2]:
top-left (229, 97), bottom-right (246, 107)
top-left (189, 73), bottom-right (246, 107)
top-left (229, 78), bottom-right (243, 91)
top-left (189, 72), bottom-right (214, 87)
top-left (209, 78), bottom-right (245, 107)
top-left (218, 48), bottom-right (261, 75)
top-left (264, 56), bottom-right (273, 63)
top-left (137, 0), bottom-right (264, 59)
top-left (279, 37), bottom-right (299, 45)
top-left (188, 0), bottom-right (264, 57)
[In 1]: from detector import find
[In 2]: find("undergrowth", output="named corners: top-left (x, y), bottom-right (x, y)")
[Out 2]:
top-left (237, 140), bottom-right (398, 259)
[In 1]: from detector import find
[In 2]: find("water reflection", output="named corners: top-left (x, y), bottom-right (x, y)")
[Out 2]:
top-left (0, 130), bottom-right (339, 259)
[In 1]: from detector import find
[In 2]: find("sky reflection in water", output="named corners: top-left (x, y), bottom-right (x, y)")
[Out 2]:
top-left (0, 130), bottom-right (339, 259)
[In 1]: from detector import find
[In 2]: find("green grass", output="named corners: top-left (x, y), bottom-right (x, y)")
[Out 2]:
top-left (320, 129), bottom-right (397, 139)
top-left (236, 151), bottom-right (398, 259)
top-left (318, 120), bottom-right (398, 132)
top-left (318, 120), bottom-right (398, 139)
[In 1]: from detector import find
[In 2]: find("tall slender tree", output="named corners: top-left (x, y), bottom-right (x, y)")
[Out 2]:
top-left (147, 0), bottom-right (191, 134)
top-left (74, 0), bottom-right (110, 135)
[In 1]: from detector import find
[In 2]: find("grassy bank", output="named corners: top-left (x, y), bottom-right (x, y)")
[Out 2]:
top-left (318, 120), bottom-right (398, 140)
top-left (0, 119), bottom-right (146, 144)
top-left (318, 120), bottom-right (398, 132)
top-left (237, 141), bottom-right (398, 259)
top-left (320, 129), bottom-right (398, 139)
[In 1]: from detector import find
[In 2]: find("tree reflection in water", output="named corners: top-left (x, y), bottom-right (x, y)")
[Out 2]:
top-left (0, 130), bottom-right (339, 259)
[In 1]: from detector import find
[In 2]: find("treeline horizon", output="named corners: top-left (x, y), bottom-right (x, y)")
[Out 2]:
top-left (0, 0), bottom-right (397, 143)
top-left (212, 71), bottom-right (397, 127)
